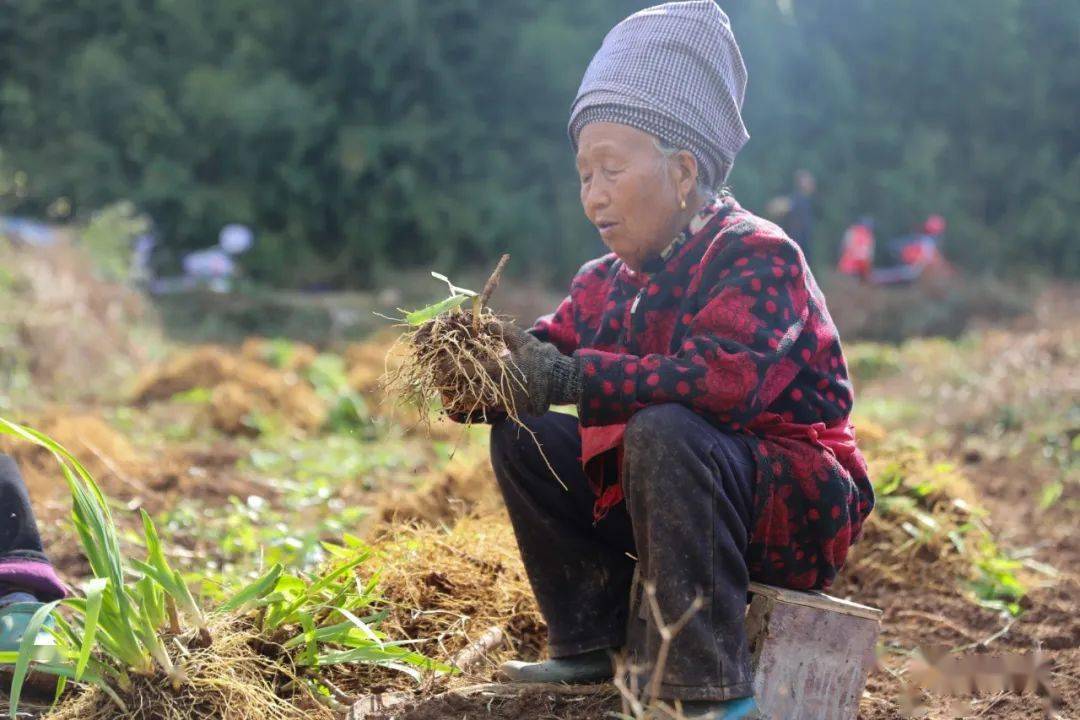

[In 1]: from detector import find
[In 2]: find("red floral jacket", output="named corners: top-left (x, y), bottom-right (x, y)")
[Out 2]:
top-left (532, 195), bottom-right (874, 590)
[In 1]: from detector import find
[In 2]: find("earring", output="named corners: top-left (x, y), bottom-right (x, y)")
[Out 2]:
top-left (679, 198), bottom-right (687, 210)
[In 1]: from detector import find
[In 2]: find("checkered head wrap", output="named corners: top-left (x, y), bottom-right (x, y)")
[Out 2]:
top-left (568, 1), bottom-right (749, 187)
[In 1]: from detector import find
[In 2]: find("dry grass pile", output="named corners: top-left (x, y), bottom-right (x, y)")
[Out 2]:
top-left (130, 346), bottom-right (326, 435)
top-left (43, 619), bottom-right (331, 720)
top-left (344, 516), bottom-right (543, 695)
top-left (0, 240), bottom-right (153, 397)
top-left (377, 445), bottom-right (501, 525)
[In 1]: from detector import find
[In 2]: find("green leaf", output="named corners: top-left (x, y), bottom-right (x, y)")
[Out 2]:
top-left (76, 578), bottom-right (109, 681)
top-left (299, 613), bottom-right (318, 668)
top-left (1039, 481), bottom-right (1063, 510)
top-left (219, 564), bottom-right (284, 614)
top-left (430, 272), bottom-right (477, 298)
top-left (404, 294), bottom-right (468, 325)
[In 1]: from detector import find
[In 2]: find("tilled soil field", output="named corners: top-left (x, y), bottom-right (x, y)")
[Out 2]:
top-left (2, 277), bottom-right (1076, 719)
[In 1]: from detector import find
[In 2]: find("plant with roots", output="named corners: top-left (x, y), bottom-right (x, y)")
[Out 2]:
top-left (383, 254), bottom-right (530, 422)
top-left (382, 255), bottom-right (564, 485)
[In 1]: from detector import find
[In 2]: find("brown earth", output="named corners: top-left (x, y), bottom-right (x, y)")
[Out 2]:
top-left (845, 288), bottom-right (1079, 719)
top-left (368, 686), bottom-right (621, 720)
top-left (130, 345), bottom-right (327, 434)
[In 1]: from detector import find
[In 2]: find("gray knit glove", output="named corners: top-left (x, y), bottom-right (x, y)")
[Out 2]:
top-left (497, 322), bottom-right (582, 416)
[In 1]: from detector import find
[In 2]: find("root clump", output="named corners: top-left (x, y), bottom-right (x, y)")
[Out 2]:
top-left (383, 308), bottom-right (521, 425)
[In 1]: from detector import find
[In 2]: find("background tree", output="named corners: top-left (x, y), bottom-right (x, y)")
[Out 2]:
top-left (1, 0), bottom-right (1076, 286)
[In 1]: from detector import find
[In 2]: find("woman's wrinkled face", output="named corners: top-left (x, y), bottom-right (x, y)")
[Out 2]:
top-left (576, 122), bottom-right (692, 271)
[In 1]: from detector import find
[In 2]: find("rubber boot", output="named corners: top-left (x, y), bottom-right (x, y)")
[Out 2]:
top-left (500, 648), bottom-right (613, 683)
top-left (1, 600), bottom-right (60, 696)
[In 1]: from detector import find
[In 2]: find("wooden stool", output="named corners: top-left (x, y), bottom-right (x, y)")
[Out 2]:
top-left (746, 582), bottom-right (881, 720)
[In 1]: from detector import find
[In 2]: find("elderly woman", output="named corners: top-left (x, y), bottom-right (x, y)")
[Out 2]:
top-left (445, 2), bottom-right (873, 717)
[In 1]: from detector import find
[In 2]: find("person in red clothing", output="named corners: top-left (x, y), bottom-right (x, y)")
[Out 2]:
top-left (438, 3), bottom-right (873, 717)
top-left (838, 217), bottom-right (876, 281)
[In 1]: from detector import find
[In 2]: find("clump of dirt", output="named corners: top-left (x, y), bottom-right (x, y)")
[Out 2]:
top-left (130, 346), bottom-right (326, 435)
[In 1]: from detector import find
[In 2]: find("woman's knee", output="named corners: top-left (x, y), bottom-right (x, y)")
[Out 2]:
top-left (624, 404), bottom-right (703, 457)
top-left (623, 404), bottom-right (752, 498)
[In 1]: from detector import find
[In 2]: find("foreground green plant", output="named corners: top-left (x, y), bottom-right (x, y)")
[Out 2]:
top-left (0, 417), bottom-right (445, 719)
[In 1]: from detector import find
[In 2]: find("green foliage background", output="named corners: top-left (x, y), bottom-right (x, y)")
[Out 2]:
top-left (0, 0), bottom-right (1077, 286)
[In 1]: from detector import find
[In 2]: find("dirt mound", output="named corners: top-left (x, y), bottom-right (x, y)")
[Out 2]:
top-left (0, 410), bottom-right (266, 518)
top-left (0, 411), bottom-right (145, 504)
top-left (824, 272), bottom-right (1030, 343)
top-left (130, 346), bottom-right (327, 435)
top-left (832, 433), bottom-right (997, 613)
top-left (240, 337), bottom-right (319, 374)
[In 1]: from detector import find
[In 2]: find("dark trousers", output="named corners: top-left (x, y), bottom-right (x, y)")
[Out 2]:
top-left (0, 454), bottom-right (49, 564)
top-left (490, 404), bottom-right (757, 701)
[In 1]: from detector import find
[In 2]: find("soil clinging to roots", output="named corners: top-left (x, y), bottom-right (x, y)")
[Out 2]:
top-left (383, 308), bottom-right (524, 424)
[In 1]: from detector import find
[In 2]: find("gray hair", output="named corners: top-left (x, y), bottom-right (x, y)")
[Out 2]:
top-left (653, 137), bottom-right (716, 199)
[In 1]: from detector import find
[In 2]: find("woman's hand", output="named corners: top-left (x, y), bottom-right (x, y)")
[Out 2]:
top-left (423, 319), bottom-right (581, 418)
top-left (485, 322), bottom-right (582, 416)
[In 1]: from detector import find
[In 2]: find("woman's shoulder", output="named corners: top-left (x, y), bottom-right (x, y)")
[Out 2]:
top-left (571, 253), bottom-right (620, 286)
top-left (706, 198), bottom-right (804, 265)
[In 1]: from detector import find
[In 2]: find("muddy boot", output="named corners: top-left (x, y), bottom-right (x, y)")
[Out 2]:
top-left (500, 648), bottom-right (613, 683)
top-left (680, 697), bottom-right (759, 719)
